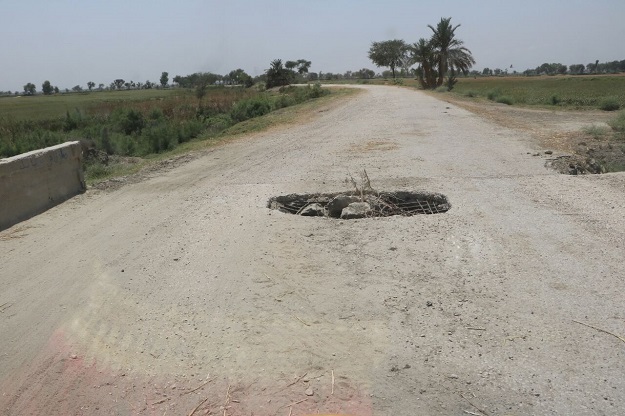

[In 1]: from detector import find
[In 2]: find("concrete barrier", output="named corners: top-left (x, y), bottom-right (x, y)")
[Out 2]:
top-left (0, 141), bottom-right (85, 230)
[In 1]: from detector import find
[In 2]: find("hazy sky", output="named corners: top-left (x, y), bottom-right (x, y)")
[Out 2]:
top-left (1, 0), bottom-right (624, 91)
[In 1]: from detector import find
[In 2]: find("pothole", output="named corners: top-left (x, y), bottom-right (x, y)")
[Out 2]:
top-left (268, 191), bottom-right (451, 219)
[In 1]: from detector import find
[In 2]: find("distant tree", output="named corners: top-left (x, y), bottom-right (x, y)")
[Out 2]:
top-left (285, 61), bottom-right (298, 71)
top-left (23, 82), bottom-right (36, 95)
top-left (368, 39), bottom-right (408, 79)
top-left (228, 68), bottom-right (253, 87)
top-left (54, 86), bottom-right (59, 94)
top-left (87, 81), bottom-right (95, 91)
top-left (172, 75), bottom-right (182, 87)
top-left (482, 67), bottom-right (492, 75)
top-left (113, 79), bottom-right (125, 90)
top-left (266, 59), bottom-right (293, 88)
top-left (160, 71), bottom-right (169, 87)
top-left (98, 83), bottom-right (104, 91)
top-left (144, 80), bottom-right (153, 89)
top-left (536, 63), bottom-right (567, 75)
top-left (356, 68), bottom-right (376, 79)
top-left (72, 85), bottom-right (83, 92)
top-left (42, 80), bottom-right (53, 95)
top-left (295, 59), bottom-right (311, 75)
top-left (493, 68), bottom-right (502, 75)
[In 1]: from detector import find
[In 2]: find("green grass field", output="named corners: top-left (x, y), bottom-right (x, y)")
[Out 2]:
top-left (446, 74), bottom-right (625, 109)
top-left (0, 89), bottom-right (181, 121)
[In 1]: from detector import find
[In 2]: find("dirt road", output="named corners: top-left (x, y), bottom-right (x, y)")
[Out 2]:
top-left (1, 85), bottom-right (624, 415)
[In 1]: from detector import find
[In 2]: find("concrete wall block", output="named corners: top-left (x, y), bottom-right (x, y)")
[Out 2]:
top-left (0, 141), bottom-right (85, 230)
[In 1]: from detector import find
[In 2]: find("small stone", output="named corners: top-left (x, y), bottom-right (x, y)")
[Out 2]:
top-left (305, 387), bottom-right (314, 396)
top-left (449, 374), bottom-right (459, 379)
top-left (426, 301), bottom-right (433, 307)
top-left (544, 150), bottom-right (553, 155)
top-left (70, 354), bottom-right (77, 359)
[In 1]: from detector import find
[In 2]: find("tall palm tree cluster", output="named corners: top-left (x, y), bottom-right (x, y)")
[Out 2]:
top-left (369, 17), bottom-right (475, 90)
top-left (415, 17), bottom-right (475, 90)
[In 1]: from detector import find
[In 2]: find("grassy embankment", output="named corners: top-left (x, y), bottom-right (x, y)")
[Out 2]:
top-left (0, 85), bottom-right (357, 183)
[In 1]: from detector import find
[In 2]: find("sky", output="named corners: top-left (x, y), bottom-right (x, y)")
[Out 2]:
top-left (1, 0), bottom-right (624, 92)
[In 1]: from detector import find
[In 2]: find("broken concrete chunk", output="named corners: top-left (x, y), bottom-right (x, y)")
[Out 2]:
top-left (298, 203), bottom-right (325, 216)
top-left (340, 202), bottom-right (372, 219)
top-left (326, 195), bottom-right (361, 218)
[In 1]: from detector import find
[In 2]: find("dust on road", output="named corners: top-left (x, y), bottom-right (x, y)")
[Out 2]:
top-left (1, 85), bottom-right (624, 415)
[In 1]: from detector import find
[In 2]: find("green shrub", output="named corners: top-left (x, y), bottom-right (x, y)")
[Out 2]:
top-left (392, 78), bottom-right (404, 86)
top-left (177, 119), bottom-right (204, 143)
top-left (100, 127), bottom-right (114, 155)
top-left (599, 99), bottom-right (620, 111)
top-left (608, 110), bottom-right (625, 133)
top-left (550, 94), bottom-right (561, 105)
top-left (464, 90), bottom-right (478, 98)
top-left (582, 124), bottom-right (610, 139)
top-left (149, 108), bottom-right (164, 120)
top-left (141, 123), bottom-right (177, 154)
top-left (205, 114), bottom-right (232, 133)
top-left (273, 94), bottom-right (295, 110)
top-left (113, 108), bottom-right (145, 135)
top-left (445, 75), bottom-right (458, 91)
top-left (496, 96), bottom-right (514, 105)
top-left (85, 162), bottom-right (111, 180)
top-left (63, 111), bottom-right (78, 132)
top-left (307, 83), bottom-right (325, 99)
top-left (486, 89), bottom-right (502, 101)
top-left (230, 96), bottom-right (272, 122)
top-left (435, 86), bottom-right (447, 93)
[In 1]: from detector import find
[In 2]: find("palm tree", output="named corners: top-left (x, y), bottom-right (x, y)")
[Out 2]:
top-left (411, 38), bottom-right (437, 89)
top-left (428, 17), bottom-right (475, 87)
top-left (266, 59), bottom-right (292, 88)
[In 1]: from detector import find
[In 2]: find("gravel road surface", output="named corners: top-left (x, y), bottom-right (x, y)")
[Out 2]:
top-left (1, 85), bottom-right (624, 415)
